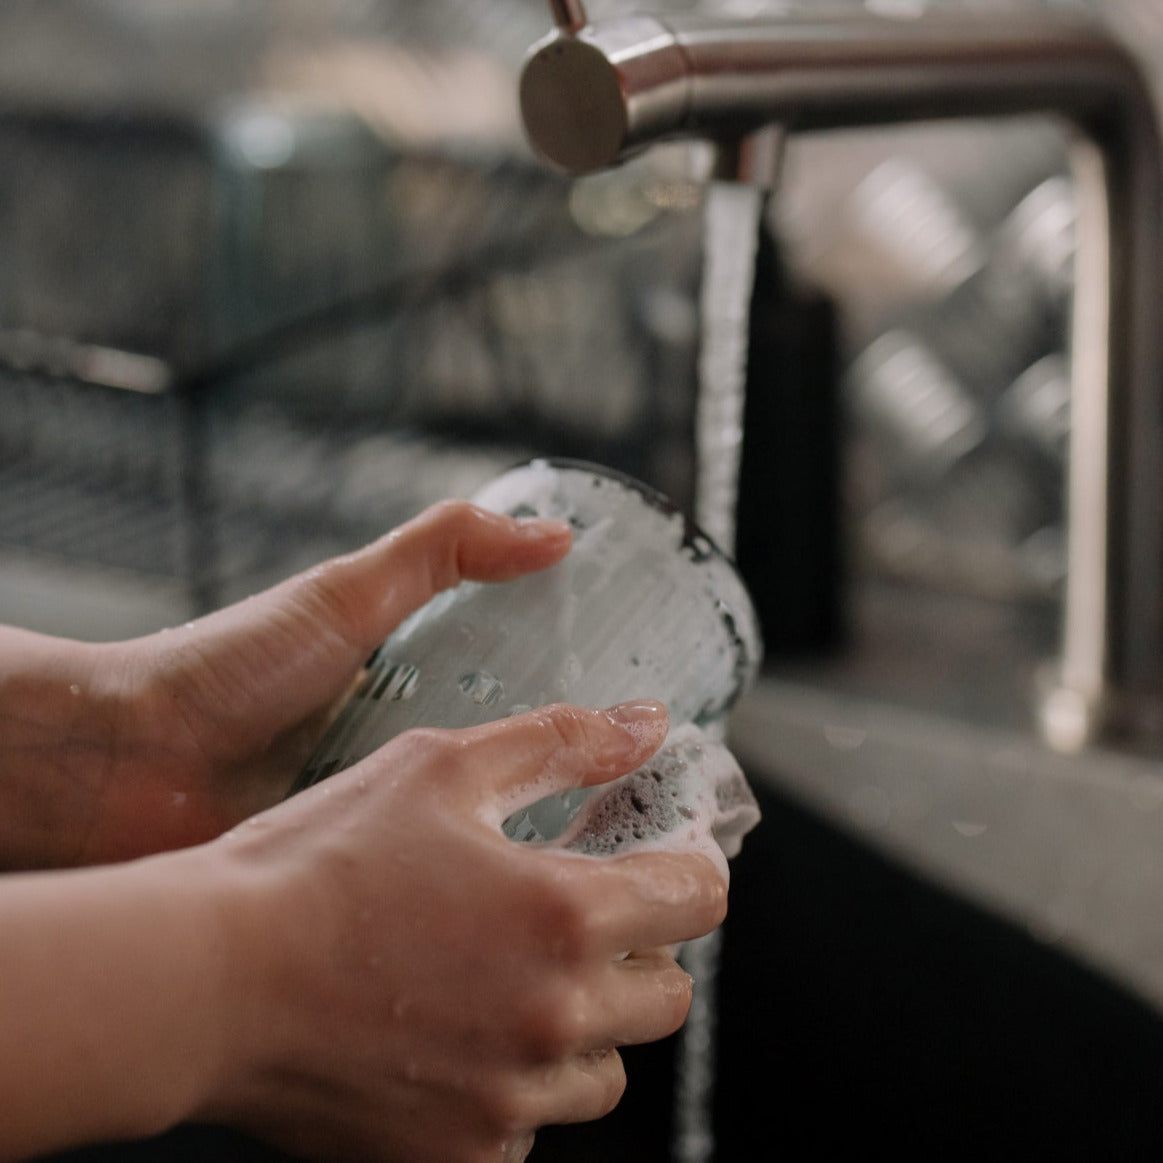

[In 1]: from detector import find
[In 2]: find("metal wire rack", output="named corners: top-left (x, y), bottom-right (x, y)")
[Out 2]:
top-left (0, 94), bottom-right (705, 626)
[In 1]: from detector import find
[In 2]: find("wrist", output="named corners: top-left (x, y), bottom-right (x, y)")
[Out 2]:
top-left (183, 832), bottom-right (311, 1135)
top-left (154, 845), bottom-right (248, 1134)
top-left (96, 846), bottom-right (247, 1142)
top-left (0, 844), bottom-right (245, 1157)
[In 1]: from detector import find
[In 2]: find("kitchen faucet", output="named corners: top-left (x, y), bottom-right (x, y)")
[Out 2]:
top-left (522, 0), bottom-right (1163, 754)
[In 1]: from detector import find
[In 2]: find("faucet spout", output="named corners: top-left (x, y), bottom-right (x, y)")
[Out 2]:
top-left (520, 9), bottom-right (1163, 750)
top-left (521, 11), bottom-right (1156, 172)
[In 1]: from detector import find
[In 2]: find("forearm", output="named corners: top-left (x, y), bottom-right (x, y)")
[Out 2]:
top-left (0, 847), bottom-right (233, 1158)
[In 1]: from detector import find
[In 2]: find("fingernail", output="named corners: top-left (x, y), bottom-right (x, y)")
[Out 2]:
top-left (605, 699), bottom-right (668, 727)
top-left (595, 702), bottom-right (668, 768)
top-left (514, 517), bottom-right (572, 539)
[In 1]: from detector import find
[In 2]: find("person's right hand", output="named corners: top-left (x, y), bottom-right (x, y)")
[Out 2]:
top-left (194, 698), bottom-right (727, 1163)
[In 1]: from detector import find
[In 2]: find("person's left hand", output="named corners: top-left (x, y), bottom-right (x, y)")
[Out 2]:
top-left (0, 502), bottom-right (571, 870)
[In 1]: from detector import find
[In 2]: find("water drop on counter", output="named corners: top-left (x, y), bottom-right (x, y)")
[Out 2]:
top-left (952, 819), bottom-right (988, 837)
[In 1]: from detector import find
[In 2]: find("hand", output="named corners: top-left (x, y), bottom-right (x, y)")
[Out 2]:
top-left (0, 502), bottom-right (572, 869)
top-left (0, 701), bottom-right (725, 1161)
top-left (196, 699), bottom-right (727, 1163)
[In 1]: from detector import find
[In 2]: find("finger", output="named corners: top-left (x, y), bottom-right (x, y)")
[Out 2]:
top-left (527, 1048), bottom-right (628, 1128)
top-left (157, 503), bottom-right (571, 744)
top-left (441, 700), bottom-right (669, 803)
top-left (273, 500), bottom-right (573, 659)
top-left (592, 949), bottom-right (695, 1048)
top-left (501, 1132), bottom-right (537, 1162)
top-left (546, 848), bottom-right (728, 956)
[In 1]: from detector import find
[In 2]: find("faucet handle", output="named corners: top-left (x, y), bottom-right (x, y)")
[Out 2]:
top-left (548, 0), bottom-right (588, 33)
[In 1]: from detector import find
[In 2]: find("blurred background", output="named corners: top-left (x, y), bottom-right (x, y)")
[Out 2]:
top-left (3, 0), bottom-right (1139, 656)
top-left (10, 1), bottom-right (1163, 1161)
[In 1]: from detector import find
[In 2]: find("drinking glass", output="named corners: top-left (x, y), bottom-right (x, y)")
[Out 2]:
top-left (291, 457), bottom-right (762, 838)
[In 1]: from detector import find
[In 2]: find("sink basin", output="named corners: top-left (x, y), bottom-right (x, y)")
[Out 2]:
top-left (731, 676), bottom-right (1163, 1012)
top-left (709, 767), bottom-right (1163, 1159)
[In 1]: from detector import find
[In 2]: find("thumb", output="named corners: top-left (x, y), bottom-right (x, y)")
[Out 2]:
top-left (146, 502), bottom-right (571, 753)
top-left (270, 500), bottom-right (572, 660)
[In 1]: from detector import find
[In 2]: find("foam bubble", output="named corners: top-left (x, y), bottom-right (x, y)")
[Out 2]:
top-left (554, 723), bottom-right (760, 883)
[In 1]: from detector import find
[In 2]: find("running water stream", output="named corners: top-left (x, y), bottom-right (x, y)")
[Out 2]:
top-left (673, 180), bottom-right (767, 1163)
top-left (693, 182), bottom-right (766, 554)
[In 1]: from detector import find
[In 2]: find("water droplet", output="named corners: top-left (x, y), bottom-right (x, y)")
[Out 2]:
top-left (688, 534), bottom-right (713, 562)
top-left (68, 684), bottom-right (81, 696)
top-left (824, 724), bottom-right (867, 750)
top-left (952, 819), bottom-right (988, 837)
top-left (458, 670), bottom-right (505, 707)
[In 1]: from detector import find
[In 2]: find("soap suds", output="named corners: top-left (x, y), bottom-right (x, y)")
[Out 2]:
top-left (539, 724), bottom-right (760, 881)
